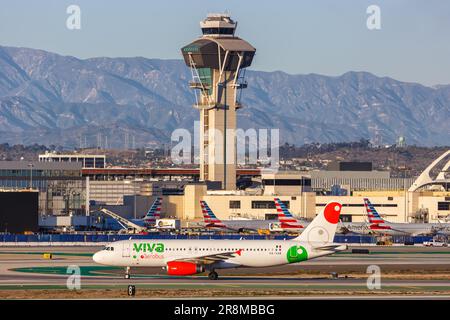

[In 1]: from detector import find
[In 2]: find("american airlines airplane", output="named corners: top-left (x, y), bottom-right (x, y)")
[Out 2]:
top-left (364, 198), bottom-right (436, 236)
top-left (93, 202), bottom-right (347, 280)
top-left (200, 200), bottom-right (277, 233)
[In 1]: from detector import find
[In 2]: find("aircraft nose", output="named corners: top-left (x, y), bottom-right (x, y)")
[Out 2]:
top-left (93, 251), bottom-right (103, 264)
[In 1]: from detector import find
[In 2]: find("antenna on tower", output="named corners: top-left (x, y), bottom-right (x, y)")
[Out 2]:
top-left (124, 130), bottom-right (129, 150)
top-left (97, 133), bottom-right (102, 149)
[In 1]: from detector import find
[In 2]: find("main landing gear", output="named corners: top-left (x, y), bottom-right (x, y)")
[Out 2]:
top-left (208, 271), bottom-right (219, 280)
top-left (125, 266), bottom-right (131, 279)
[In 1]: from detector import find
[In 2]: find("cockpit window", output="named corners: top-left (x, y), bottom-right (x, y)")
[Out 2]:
top-left (104, 246), bottom-right (114, 251)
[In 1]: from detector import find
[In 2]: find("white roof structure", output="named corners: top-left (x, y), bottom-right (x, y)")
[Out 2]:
top-left (408, 150), bottom-right (450, 192)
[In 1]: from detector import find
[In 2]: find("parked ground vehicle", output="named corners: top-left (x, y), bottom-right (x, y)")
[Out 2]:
top-left (423, 239), bottom-right (448, 247)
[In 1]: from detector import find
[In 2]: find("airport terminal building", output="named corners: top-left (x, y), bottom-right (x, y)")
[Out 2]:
top-left (1, 155), bottom-right (449, 231)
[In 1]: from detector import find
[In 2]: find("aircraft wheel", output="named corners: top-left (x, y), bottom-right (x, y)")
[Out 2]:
top-left (208, 271), bottom-right (219, 280)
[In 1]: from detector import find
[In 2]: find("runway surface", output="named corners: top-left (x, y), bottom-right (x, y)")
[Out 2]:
top-left (0, 245), bottom-right (449, 298)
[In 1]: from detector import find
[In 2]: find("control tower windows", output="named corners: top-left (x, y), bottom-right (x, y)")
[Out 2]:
top-left (201, 28), bottom-right (234, 35)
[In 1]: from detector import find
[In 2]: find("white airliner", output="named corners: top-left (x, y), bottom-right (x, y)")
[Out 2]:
top-left (93, 202), bottom-right (347, 280)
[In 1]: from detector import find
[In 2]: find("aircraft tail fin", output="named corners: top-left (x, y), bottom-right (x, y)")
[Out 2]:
top-left (364, 198), bottom-right (385, 224)
top-left (200, 201), bottom-right (226, 228)
top-left (274, 198), bottom-right (304, 229)
top-left (143, 197), bottom-right (162, 224)
top-left (293, 202), bottom-right (342, 243)
top-left (274, 198), bottom-right (296, 222)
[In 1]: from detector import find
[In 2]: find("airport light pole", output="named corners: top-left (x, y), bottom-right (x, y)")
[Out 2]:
top-left (401, 166), bottom-right (410, 222)
top-left (404, 169), bottom-right (407, 222)
top-left (134, 172), bottom-right (137, 219)
top-left (28, 163), bottom-right (34, 190)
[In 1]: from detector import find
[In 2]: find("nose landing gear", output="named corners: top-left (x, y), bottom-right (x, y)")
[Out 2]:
top-left (125, 266), bottom-right (131, 279)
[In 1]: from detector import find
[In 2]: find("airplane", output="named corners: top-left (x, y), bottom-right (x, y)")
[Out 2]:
top-left (93, 201), bottom-right (347, 280)
top-left (364, 198), bottom-right (436, 236)
top-left (100, 197), bottom-right (163, 232)
top-left (200, 200), bottom-right (277, 233)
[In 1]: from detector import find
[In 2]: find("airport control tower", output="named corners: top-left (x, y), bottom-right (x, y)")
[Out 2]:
top-left (181, 14), bottom-right (256, 190)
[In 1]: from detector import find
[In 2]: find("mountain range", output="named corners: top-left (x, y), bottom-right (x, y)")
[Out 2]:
top-left (0, 45), bottom-right (448, 148)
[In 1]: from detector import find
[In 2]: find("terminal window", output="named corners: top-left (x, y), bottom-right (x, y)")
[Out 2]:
top-left (437, 202), bottom-right (450, 211)
top-left (84, 158), bottom-right (95, 168)
top-left (262, 179), bottom-right (311, 186)
top-left (316, 203), bottom-right (398, 208)
top-left (265, 213), bottom-right (278, 220)
top-left (229, 200), bottom-right (241, 209)
top-left (252, 201), bottom-right (289, 209)
top-left (95, 158), bottom-right (105, 168)
top-left (340, 214), bottom-right (352, 222)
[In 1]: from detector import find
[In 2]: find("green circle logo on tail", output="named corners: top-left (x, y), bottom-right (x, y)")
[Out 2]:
top-left (287, 245), bottom-right (308, 263)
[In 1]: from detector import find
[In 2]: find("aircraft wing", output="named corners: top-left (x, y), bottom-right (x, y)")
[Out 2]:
top-left (168, 250), bottom-right (243, 265)
top-left (375, 225), bottom-right (431, 236)
top-left (409, 230), bottom-right (434, 237)
top-left (204, 223), bottom-right (240, 232)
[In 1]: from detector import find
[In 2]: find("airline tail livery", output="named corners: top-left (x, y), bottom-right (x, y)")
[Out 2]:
top-left (143, 197), bottom-right (163, 225)
top-left (274, 197), bottom-right (304, 231)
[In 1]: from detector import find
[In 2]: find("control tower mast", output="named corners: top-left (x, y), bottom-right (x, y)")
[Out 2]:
top-left (181, 14), bottom-right (256, 190)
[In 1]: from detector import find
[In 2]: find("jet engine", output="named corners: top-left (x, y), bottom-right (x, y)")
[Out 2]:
top-left (166, 261), bottom-right (205, 276)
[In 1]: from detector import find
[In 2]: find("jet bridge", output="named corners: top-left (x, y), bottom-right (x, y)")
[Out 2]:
top-left (99, 208), bottom-right (147, 233)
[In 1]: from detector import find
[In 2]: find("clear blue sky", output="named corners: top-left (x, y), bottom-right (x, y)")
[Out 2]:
top-left (0, 0), bottom-right (449, 86)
